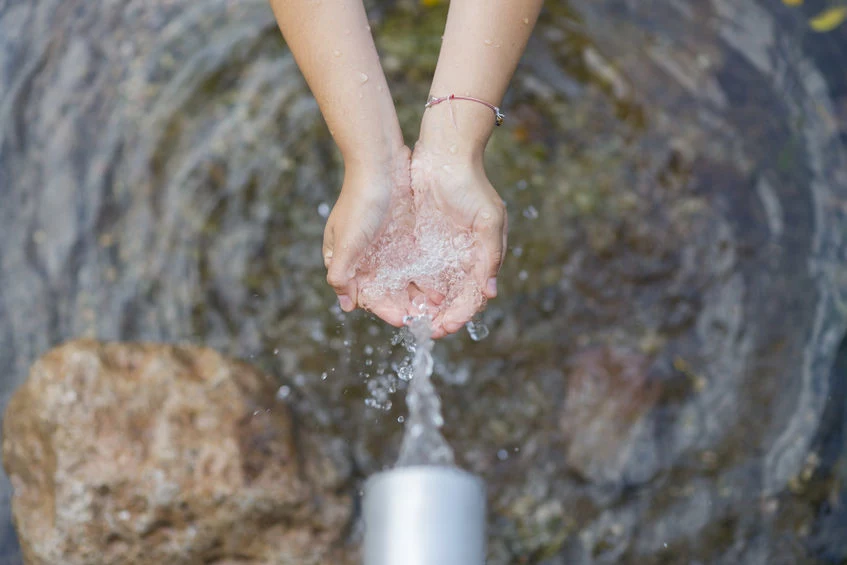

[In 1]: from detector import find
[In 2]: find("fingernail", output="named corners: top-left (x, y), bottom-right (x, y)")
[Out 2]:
top-left (339, 295), bottom-right (354, 312)
top-left (486, 277), bottom-right (498, 296)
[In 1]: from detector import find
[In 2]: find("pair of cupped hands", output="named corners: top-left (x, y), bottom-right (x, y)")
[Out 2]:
top-left (321, 130), bottom-right (507, 339)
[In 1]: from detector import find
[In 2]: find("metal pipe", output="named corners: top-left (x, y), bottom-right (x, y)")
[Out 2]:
top-left (362, 466), bottom-right (487, 565)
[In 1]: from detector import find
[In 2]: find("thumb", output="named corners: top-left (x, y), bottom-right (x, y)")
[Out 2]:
top-left (323, 226), bottom-right (359, 312)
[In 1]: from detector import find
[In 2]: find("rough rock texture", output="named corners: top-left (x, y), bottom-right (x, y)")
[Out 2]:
top-left (2, 341), bottom-right (354, 565)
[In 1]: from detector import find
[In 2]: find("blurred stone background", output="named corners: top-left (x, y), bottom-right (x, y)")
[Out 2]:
top-left (1, 0), bottom-right (847, 563)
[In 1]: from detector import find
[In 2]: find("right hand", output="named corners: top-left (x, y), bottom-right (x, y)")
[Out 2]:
top-left (322, 145), bottom-right (415, 326)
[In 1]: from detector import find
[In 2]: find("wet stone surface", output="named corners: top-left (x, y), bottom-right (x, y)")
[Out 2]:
top-left (1, 0), bottom-right (847, 563)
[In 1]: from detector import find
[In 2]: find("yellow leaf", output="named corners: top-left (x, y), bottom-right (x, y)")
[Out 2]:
top-left (420, 0), bottom-right (443, 5)
top-left (783, 0), bottom-right (803, 5)
top-left (809, 6), bottom-right (847, 32)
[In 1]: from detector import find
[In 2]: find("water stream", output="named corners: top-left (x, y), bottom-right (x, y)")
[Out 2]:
top-left (396, 316), bottom-right (454, 467)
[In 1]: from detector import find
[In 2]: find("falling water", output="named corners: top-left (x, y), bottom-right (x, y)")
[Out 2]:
top-left (396, 316), bottom-right (454, 467)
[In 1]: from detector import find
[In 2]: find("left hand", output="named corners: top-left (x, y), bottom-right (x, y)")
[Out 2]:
top-left (407, 140), bottom-right (507, 338)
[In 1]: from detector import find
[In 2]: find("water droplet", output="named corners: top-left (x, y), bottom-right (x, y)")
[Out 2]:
top-left (397, 415), bottom-right (405, 423)
top-left (412, 294), bottom-right (427, 313)
top-left (343, 339), bottom-right (351, 347)
top-left (497, 449), bottom-right (509, 461)
top-left (318, 202), bottom-right (330, 217)
top-left (512, 246), bottom-right (523, 257)
top-left (523, 17), bottom-right (530, 24)
top-left (484, 39), bottom-right (493, 45)
top-left (273, 348), bottom-right (279, 355)
top-left (397, 363), bottom-right (414, 381)
top-left (516, 179), bottom-right (528, 191)
top-left (523, 205), bottom-right (539, 219)
top-left (359, 72), bottom-right (369, 83)
top-left (449, 144), bottom-right (457, 154)
top-left (518, 270), bottom-right (528, 281)
top-left (333, 49), bottom-right (341, 57)
top-left (364, 345), bottom-right (374, 355)
top-left (466, 319), bottom-right (489, 341)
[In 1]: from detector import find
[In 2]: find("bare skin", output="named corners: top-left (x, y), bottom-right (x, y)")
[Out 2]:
top-left (269, 0), bottom-right (543, 338)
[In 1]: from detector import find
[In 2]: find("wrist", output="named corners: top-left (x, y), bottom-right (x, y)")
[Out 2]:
top-left (341, 135), bottom-right (405, 178)
top-left (342, 142), bottom-right (410, 196)
top-left (333, 81), bottom-right (405, 176)
top-left (418, 98), bottom-right (494, 162)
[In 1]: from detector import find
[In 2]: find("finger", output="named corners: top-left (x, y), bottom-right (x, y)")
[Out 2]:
top-left (430, 325), bottom-right (448, 339)
top-left (405, 282), bottom-right (446, 317)
top-left (406, 283), bottom-right (427, 316)
top-left (324, 225), bottom-right (355, 309)
top-left (322, 224), bottom-right (335, 270)
top-left (501, 207), bottom-right (509, 268)
top-left (326, 249), bottom-right (358, 311)
top-left (367, 299), bottom-right (408, 328)
top-left (425, 287), bottom-right (446, 307)
top-left (441, 282), bottom-right (484, 336)
top-left (473, 204), bottom-right (507, 299)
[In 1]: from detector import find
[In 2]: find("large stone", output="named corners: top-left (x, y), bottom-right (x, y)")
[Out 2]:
top-left (2, 340), bottom-right (354, 565)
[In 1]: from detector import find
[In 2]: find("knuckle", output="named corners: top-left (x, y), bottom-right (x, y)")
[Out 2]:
top-left (476, 205), bottom-right (504, 231)
top-left (326, 270), bottom-right (346, 289)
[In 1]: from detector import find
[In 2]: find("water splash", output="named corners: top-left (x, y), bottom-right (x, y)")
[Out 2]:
top-left (396, 316), bottom-right (455, 467)
top-left (466, 318), bottom-right (489, 341)
top-left (356, 187), bottom-right (485, 320)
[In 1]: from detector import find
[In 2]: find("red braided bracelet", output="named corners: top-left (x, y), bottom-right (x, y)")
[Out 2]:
top-left (425, 94), bottom-right (505, 126)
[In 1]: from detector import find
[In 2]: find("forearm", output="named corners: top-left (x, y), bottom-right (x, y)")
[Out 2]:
top-left (269, 0), bottom-right (403, 171)
top-left (420, 0), bottom-right (544, 158)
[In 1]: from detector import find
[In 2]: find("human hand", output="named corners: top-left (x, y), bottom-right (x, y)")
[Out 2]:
top-left (408, 139), bottom-right (507, 338)
top-left (324, 116), bottom-right (506, 338)
top-left (322, 146), bottom-right (416, 326)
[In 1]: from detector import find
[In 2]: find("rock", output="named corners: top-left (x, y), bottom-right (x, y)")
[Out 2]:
top-left (560, 347), bottom-right (659, 485)
top-left (2, 341), bottom-right (354, 565)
